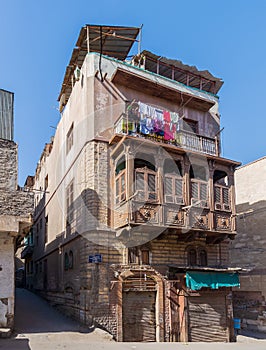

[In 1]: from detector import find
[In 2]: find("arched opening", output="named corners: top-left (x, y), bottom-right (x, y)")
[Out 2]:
top-left (64, 253), bottom-right (69, 270)
top-left (68, 250), bottom-right (73, 269)
top-left (187, 248), bottom-right (197, 266)
top-left (199, 249), bottom-right (208, 266)
top-left (190, 165), bottom-right (208, 208)
top-left (187, 247), bottom-right (208, 267)
top-left (189, 164), bottom-right (207, 181)
top-left (115, 156), bottom-right (126, 175)
top-left (115, 156), bottom-right (126, 205)
top-left (134, 154), bottom-right (157, 202)
top-left (213, 170), bottom-right (230, 211)
top-left (164, 159), bottom-right (183, 204)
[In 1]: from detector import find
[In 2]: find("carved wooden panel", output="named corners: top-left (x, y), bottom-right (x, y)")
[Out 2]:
top-left (189, 210), bottom-right (209, 230)
top-left (114, 204), bottom-right (129, 228)
top-left (133, 203), bottom-right (160, 224)
top-left (215, 214), bottom-right (231, 231)
top-left (164, 206), bottom-right (185, 226)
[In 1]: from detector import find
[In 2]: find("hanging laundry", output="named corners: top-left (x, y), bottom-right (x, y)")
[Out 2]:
top-left (140, 115), bottom-right (150, 135)
top-left (154, 118), bottom-right (164, 136)
top-left (163, 110), bottom-right (171, 123)
top-left (170, 112), bottom-right (179, 123)
top-left (146, 105), bottom-right (156, 119)
top-left (146, 117), bottom-right (154, 133)
top-left (128, 121), bottom-right (136, 135)
top-left (138, 101), bottom-right (148, 116)
top-left (155, 108), bottom-right (163, 121)
top-left (164, 122), bottom-right (171, 141)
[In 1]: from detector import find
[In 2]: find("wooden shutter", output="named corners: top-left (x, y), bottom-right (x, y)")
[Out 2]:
top-left (123, 291), bottom-right (156, 342)
top-left (164, 176), bottom-right (174, 203)
top-left (188, 293), bottom-right (228, 342)
top-left (135, 168), bottom-right (157, 202)
top-left (191, 180), bottom-right (208, 208)
top-left (148, 173), bottom-right (156, 201)
top-left (115, 170), bottom-right (126, 204)
top-left (165, 175), bottom-right (183, 204)
top-left (214, 184), bottom-right (231, 211)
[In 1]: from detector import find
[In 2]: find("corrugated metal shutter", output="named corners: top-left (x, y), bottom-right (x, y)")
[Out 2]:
top-left (123, 291), bottom-right (156, 342)
top-left (188, 293), bottom-right (228, 342)
top-left (0, 89), bottom-right (14, 141)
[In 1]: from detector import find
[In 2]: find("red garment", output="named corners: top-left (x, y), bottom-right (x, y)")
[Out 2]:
top-left (164, 122), bottom-right (172, 140)
top-left (163, 110), bottom-right (171, 123)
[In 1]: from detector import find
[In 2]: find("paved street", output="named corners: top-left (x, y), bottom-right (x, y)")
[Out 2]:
top-left (0, 288), bottom-right (266, 349)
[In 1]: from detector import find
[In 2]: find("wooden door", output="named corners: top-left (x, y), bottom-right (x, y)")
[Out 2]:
top-left (122, 291), bottom-right (156, 342)
top-left (188, 292), bottom-right (228, 342)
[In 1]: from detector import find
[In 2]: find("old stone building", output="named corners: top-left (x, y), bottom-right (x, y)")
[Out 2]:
top-left (230, 157), bottom-right (266, 333)
top-left (27, 25), bottom-right (241, 342)
top-left (0, 89), bottom-right (33, 336)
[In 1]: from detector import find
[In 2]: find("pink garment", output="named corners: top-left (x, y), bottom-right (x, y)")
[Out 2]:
top-left (163, 110), bottom-right (171, 123)
top-left (164, 122), bottom-right (172, 140)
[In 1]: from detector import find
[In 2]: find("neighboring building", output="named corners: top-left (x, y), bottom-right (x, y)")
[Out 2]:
top-left (0, 89), bottom-right (33, 336)
top-left (28, 25), bottom-right (241, 342)
top-left (230, 157), bottom-right (266, 333)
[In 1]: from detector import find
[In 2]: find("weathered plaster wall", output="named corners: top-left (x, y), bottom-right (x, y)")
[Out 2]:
top-left (0, 138), bottom-right (33, 331)
top-left (0, 233), bottom-right (15, 328)
top-left (230, 157), bottom-right (266, 332)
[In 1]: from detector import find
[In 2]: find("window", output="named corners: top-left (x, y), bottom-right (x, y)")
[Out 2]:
top-left (128, 247), bottom-right (138, 264)
top-left (66, 180), bottom-right (74, 224)
top-left (164, 175), bottom-right (183, 204)
top-left (199, 249), bottom-right (208, 266)
top-left (64, 252), bottom-right (69, 270)
top-left (164, 159), bottom-right (183, 204)
top-left (214, 170), bottom-right (230, 211)
top-left (128, 246), bottom-right (151, 265)
top-left (187, 247), bottom-right (208, 266)
top-left (68, 250), bottom-right (73, 269)
top-left (135, 168), bottom-right (157, 202)
top-left (141, 250), bottom-right (150, 265)
top-left (64, 251), bottom-right (73, 270)
top-left (190, 165), bottom-right (208, 208)
top-left (187, 248), bottom-right (197, 266)
top-left (45, 216), bottom-right (48, 243)
top-left (66, 123), bottom-right (74, 154)
top-left (190, 180), bottom-right (208, 207)
top-left (182, 118), bottom-right (198, 134)
top-left (45, 175), bottom-right (48, 190)
top-left (115, 170), bottom-right (126, 204)
top-left (39, 261), bottom-right (42, 273)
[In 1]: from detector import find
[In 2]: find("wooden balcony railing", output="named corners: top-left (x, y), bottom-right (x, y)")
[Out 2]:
top-left (114, 113), bottom-right (219, 156)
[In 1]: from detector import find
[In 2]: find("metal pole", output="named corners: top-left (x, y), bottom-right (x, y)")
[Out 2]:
top-left (87, 25), bottom-right (90, 53)
top-left (138, 24), bottom-right (143, 55)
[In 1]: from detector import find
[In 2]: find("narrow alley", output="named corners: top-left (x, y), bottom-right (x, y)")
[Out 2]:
top-left (0, 288), bottom-right (266, 349)
top-left (0, 288), bottom-right (113, 350)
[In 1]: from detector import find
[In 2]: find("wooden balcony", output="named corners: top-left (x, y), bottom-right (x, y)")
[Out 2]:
top-left (176, 130), bottom-right (217, 156)
top-left (113, 198), bottom-right (235, 240)
top-left (113, 113), bottom-right (219, 156)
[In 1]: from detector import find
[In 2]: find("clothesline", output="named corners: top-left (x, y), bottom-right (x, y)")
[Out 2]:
top-left (125, 101), bottom-right (180, 142)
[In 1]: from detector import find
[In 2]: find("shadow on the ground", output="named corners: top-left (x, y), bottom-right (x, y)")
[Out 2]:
top-left (0, 338), bottom-right (30, 350)
top-left (14, 288), bottom-right (95, 334)
top-left (238, 329), bottom-right (266, 340)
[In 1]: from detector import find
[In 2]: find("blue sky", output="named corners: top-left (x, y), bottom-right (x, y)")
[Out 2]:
top-left (1, 0), bottom-right (266, 185)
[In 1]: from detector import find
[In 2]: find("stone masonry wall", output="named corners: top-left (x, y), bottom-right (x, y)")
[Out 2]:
top-left (0, 139), bottom-right (34, 217)
top-left (0, 139), bottom-right (17, 191)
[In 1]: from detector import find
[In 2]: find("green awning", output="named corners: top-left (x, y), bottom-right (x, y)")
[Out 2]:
top-left (186, 271), bottom-right (240, 291)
